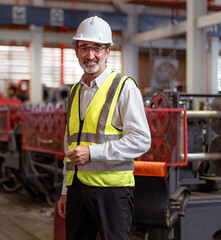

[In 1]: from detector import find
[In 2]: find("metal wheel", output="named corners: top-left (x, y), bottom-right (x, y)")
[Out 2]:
top-left (1, 163), bottom-right (22, 192)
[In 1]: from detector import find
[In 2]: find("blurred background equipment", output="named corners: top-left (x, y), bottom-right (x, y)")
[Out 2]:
top-left (143, 92), bottom-right (221, 191)
top-left (0, 100), bottom-right (66, 205)
top-left (151, 58), bottom-right (179, 90)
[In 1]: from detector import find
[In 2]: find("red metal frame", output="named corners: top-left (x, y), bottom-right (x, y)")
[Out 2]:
top-left (137, 108), bottom-right (188, 166)
top-left (0, 98), bottom-right (23, 142)
top-left (168, 108), bottom-right (187, 166)
top-left (0, 97), bottom-right (22, 106)
top-left (22, 111), bottom-right (66, 156)
top-left (0, 107), bottom-right (11, 142)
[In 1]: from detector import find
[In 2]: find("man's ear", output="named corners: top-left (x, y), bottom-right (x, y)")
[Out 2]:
top-left (74, 47), bottom-right (78, 58)
top-left (105, 47), bottom-right (111, 59)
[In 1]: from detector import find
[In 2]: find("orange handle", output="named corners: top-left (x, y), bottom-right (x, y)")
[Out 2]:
top-left (134, 161), bottom-right (168, 177)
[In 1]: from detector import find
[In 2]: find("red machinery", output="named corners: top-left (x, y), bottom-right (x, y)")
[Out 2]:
top-left (137, 107), bottom-right (188, 166)
top-left (137, 92), bottom-right (188, 167)
top-left (22, 102), bottom-right (66, 156)
top-left (0, 98), bottom-right (66, 204)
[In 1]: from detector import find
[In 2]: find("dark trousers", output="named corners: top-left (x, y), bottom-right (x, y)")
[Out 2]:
top-left (65, 178), bottom-right (135, 240)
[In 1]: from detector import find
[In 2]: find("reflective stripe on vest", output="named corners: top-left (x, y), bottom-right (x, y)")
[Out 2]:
top-left (67, 132), bottom-right (123, 146)
top-left (66, 72), bottom-right (136, 187)
top-left (66, 159), bottom-right (134, 171)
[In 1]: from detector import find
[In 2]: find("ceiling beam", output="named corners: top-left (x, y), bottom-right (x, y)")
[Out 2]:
top-left (0, 29), bottom-right (31, 41)
top-left (197, 11), bottom-right (221, 29)
top-left (139, 38), bottom-right (186, 50)
top-left (130, 21), bottom-right (186, 44)
top-left (131, 10), bottom-right (221, 45)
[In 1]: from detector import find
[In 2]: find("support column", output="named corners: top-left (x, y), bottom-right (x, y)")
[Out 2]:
top-left (209, 37), bottom-right (219, 94)
top-left (30, 25), bottom-right (43, 104)
top-left (123, 40), bottom-right (139, 84)
top-left (122, 10), bottom-right (139, 84)
top-left (186, 0), bottom-right (207, 93)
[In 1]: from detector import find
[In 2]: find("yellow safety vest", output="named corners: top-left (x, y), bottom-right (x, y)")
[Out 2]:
top-left (66, 72), bottom-right (135, 187)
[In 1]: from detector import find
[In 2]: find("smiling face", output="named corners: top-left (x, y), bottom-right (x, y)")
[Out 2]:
top-left (75, 40), bottom-right (110, 79)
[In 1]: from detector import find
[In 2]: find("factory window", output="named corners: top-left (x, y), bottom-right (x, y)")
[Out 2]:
top-left (63, 48), bottom-right (83, 86)
top-left (108, 50), bottom-right (122, 73)
top-left (41, 47), bottom-right (62, 88)
top-left (218, 56), bottom-right (221, 92)
top-left (41, 47), bottom-right (122, 88)
top-left (0, 45), bottom-right (30, 83)
top-left (0, 44), bottom-right (122, 88)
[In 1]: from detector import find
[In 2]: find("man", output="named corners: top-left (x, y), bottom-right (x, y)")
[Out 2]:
top-left (57, 16), bottom-right (151, 240)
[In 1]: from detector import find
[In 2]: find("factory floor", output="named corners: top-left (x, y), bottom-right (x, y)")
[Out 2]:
top-left (0, 189), bottom-right (54, 240)
top-left (0, 188), bottom-right (142, 240)
top-left (6, 187), bottom-right (220, 240)
top-left (0, 188), bottom-right (146, 240)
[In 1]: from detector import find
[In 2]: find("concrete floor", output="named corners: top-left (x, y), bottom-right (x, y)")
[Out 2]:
top-left (0, 189), bottom-right (54, 240)
top-left (0, 188), bottom-right (146, 240)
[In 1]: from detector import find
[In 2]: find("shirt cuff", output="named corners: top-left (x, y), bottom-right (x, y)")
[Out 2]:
top-left (89, 144), bottom-right (104, 162)
top-left (61, 182), bottom-right (67, 195)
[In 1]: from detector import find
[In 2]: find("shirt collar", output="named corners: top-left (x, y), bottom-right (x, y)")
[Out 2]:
top-left (80, 66), bottom-right (112, 88)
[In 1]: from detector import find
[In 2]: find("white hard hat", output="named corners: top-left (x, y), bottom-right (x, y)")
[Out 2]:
top-left (73, 16), bottom-right (114, 46)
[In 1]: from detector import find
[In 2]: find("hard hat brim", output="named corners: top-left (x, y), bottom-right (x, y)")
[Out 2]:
top-left (73, 37), bottom-right (114, 46)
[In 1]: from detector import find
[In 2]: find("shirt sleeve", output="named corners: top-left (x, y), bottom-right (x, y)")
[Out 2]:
top-left (89, 79), bottom-right (151, 163)
top-left (61, 131), bottom-right (68, 195)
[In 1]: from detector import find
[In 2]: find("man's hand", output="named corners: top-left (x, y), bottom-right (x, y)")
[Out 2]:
top-left (65, 145), bottom-right (90, 165)
top-left (57, 195), bottom-right (67, 218)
